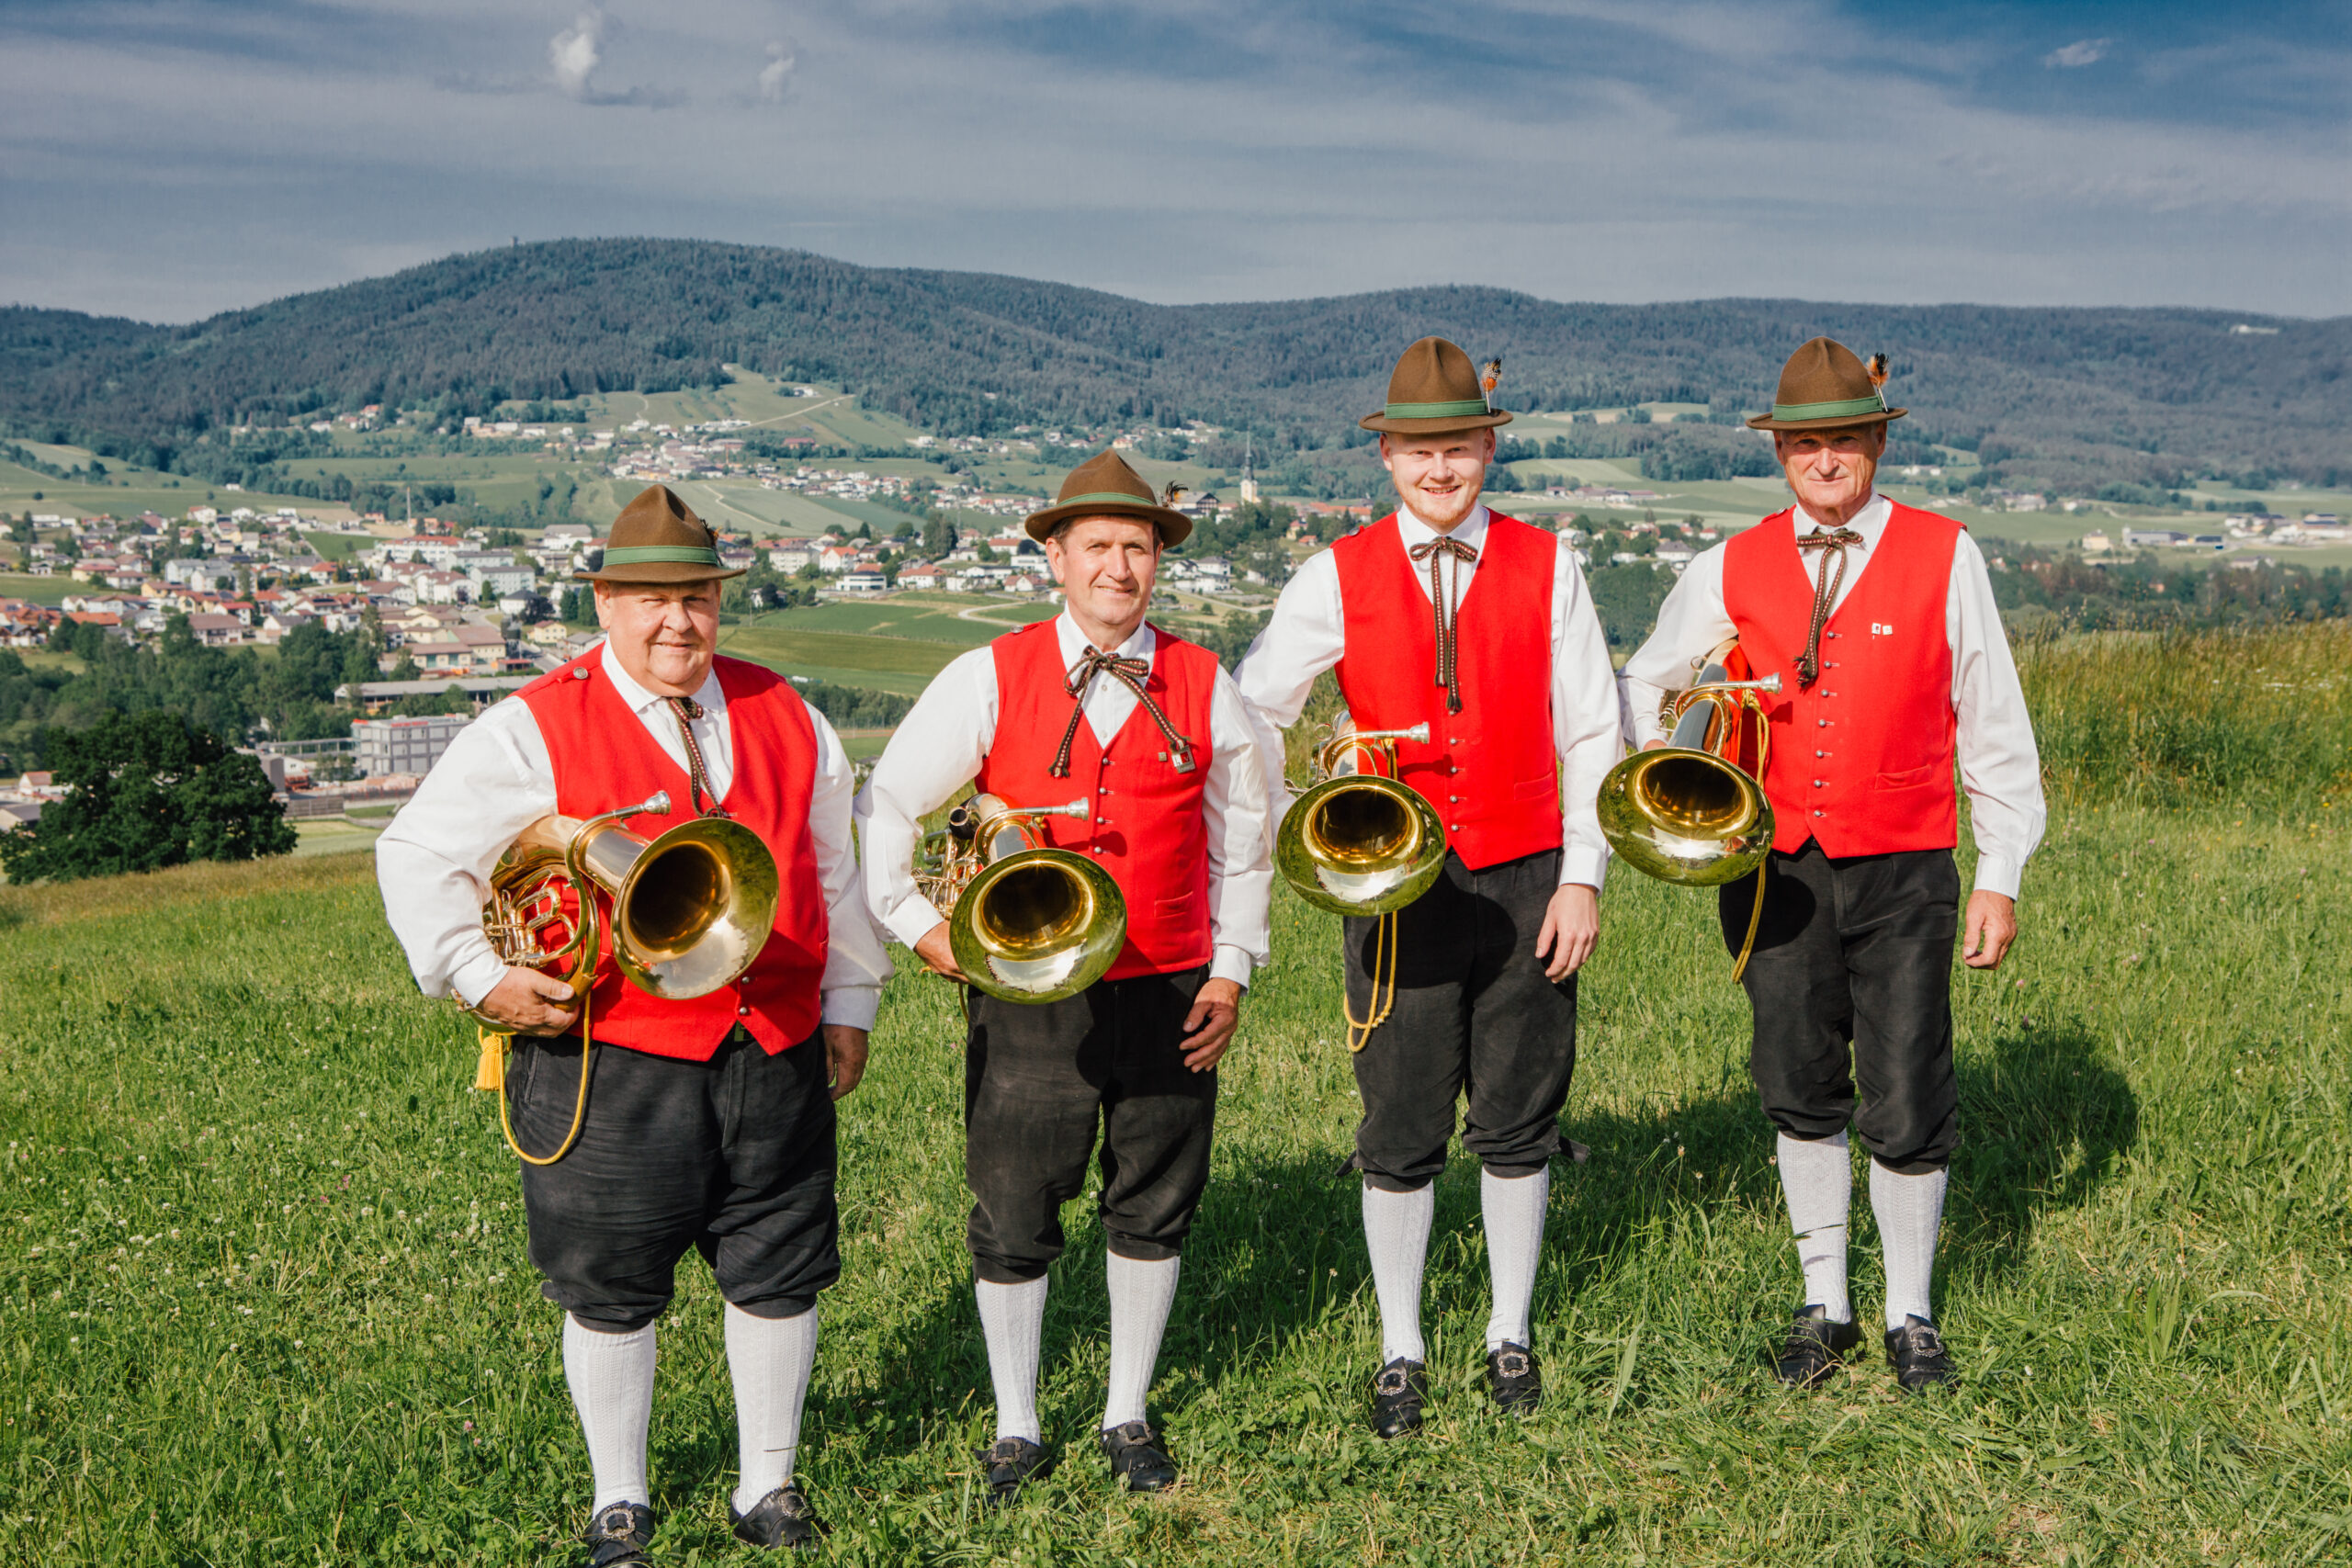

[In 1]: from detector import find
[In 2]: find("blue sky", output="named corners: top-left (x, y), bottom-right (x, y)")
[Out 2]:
top-left (3, 0), bottom-right (2345, 322)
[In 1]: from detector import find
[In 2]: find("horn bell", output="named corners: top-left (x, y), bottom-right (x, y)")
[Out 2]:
top-left (949, 847), bottom-right (1129, 1005)
top-left (1275, 774), bottom-right (1449, 916)
top-left (605, 817), bottom-right (784, 999)
top-left (1596, 747), bottom-right (1775, 886)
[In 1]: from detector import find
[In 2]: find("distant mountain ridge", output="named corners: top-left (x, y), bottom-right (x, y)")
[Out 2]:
top-left (4, 237), bottom-right (2346, 491)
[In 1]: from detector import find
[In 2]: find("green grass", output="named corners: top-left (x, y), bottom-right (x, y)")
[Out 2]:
top-left (714, 624), bottom-right (970, 696)
top-left (4, 791), bottom-right (2348, 1563)
top-left (0, 573), bottom-right (81, 608)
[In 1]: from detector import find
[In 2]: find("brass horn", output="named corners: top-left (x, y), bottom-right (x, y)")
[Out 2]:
top-left (1274, 718), bottom-right (1450, 917)
top-left (915, 794), bottom-right (1128, 1005)
top-left (1596, 665), bottom-right (1780, 887)
top-left (467, 790), bottom-right (782, 1164)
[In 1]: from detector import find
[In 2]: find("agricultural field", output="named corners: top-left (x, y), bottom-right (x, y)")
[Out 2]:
top-left (3, 626), bottom-right (2348, 1564)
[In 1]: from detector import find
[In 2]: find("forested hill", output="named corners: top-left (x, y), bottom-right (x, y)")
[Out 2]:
top-left (6, 238), bottom-right (2346, 491)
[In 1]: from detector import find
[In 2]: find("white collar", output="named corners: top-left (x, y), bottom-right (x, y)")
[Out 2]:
top-left (598, 638), bottom-right (725, 716)
top-left (1396, 502), bottom-right (1489, 550)
top-left (1054, 611), bottom-right (1155, 668)
top-left (1794, 491), bottom-right (1891, 543)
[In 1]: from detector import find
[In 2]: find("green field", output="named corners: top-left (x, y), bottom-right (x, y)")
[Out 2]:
top-left (6, 623), bottom-right (2351, 1564)
top-left (716, 620), bottom-right (979, 695)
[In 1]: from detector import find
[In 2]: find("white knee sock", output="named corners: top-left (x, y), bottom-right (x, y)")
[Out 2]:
top-left (1778, 1131), bottom-right (1852, 1324)
top-left (1871, 1159), bottom-right (1948, 1330)
top-left (1363, 1181), bottom-right (1436, 1365)
top-left (563, 1315), bottom-right (656, 1513)
top-left (1102, 1253), bottom-right (1181, 1431)
top-left (976, 1275), bottom-right (1050, 1444)
top-left (724, 1302), bottom-right (820, 1516)
top-left (1480, 1167), bottom-right (1550, 1350)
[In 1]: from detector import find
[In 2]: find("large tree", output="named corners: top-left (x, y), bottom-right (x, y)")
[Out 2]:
top-left (0, 711), bottom-right (295, 883)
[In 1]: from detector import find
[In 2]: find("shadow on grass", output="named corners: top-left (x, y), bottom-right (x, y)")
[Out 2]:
top-left (1947, 1016), bottom-right (2140, 1280)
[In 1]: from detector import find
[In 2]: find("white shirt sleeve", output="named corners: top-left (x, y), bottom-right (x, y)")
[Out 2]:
top-left (1204, 666), bottom-right (1275, 987)
top-left (1946, 532), bottom-right (2046, 901)
top-left (1232, 549), bottom-right (1348, 827)
top-left (1549, 537), bottom-right (1625, 891)
top-left (807, 707), bottom-right (892, 1031)
top-left (855, 646), bottom-right (1000, 948)
top-left (373, 696), bottom-right (558, 1008)
top-left (1618, 545), bottom-right (1735, 749)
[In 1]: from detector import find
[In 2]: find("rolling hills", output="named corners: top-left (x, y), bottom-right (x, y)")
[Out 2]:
top-left (4, 238), bottom-right (2346, 495)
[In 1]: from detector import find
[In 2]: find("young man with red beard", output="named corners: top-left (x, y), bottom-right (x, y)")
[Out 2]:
top-left (1236, 338), bottom-right (1623, 1436)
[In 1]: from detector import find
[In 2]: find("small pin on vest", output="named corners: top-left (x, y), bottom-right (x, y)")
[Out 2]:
top-left (573, 666), bottom-right (589, 679)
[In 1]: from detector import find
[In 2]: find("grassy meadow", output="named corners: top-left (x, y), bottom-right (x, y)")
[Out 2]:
top-left (4, 629), bottom-right (2351, 1565)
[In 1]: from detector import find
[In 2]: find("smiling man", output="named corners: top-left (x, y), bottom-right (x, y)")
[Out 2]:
top-left (857, 451), bottom-right (1272, 1503)
top-left (377, 484), bottom-right (890, 1562)
top-left (1235, 337), bottom-right (1622, 1438)
top-left (1621, 338), bottom-right (2045, 1395)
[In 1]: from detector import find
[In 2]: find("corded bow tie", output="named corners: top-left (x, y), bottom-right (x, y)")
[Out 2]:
top-left (1793, 526), bottom-right (1865, 690)
top-left (1407, 536), bottom-right (1479, 715)
top-left (1052, 649), bottom-right (1195, 778)
top-left (664, 695), bottom-right (729, 818)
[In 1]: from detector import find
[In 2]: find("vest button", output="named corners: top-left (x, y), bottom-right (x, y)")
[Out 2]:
top-left (1813, 779), bottom-right (1825, 787)
top-left (1099, 786), bottom-right (1111, 795)
top-left (1817, 719), bottom-right (1827, 728)
top-left (1449, 795), bottom-right (1459, 803)
top-left (738, 1005), bottom-right (750, 1016)
top-left (1450, 824), bottom-right (1461, 832)
top-left (1814, 809), bottom-right (1825, 817)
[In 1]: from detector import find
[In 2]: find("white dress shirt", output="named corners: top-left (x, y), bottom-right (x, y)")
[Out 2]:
top-left (1619, 491), bottom-right (2046, 901)
top-left (1232, 502), bottom-right (1625, 890)
top-left (855, 613), bottom-right (1274, 987)
top-left (375, 638), bottom-right (891, 1029)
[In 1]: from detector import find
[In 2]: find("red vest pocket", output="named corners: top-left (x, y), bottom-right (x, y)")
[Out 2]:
top-left (1512, 773), bottom-right (1561, 803)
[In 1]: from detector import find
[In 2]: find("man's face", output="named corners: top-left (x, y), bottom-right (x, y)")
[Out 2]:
top-left (1044, 516), bottom-right (1160, 640)
top-left (594, 579), bottom-right (721, 696)
top-left (1775, 424), bottom-right (1886, 520)
top-left (1380, 430), bottom-right (1496, 530)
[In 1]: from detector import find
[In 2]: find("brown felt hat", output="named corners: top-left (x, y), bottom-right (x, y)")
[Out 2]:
top-left (1359, 336), bottom-right (1512, 435)
top-left (1747, 337), bottom-right (1906, 432)
top-left (575, 484), bottom-right (744, 583)
top-left (1023, 450), bottom-right (1194, 547)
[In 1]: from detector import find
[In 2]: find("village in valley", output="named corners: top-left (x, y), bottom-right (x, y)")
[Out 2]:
top-left (4, 364), bottom-right (2346, 841)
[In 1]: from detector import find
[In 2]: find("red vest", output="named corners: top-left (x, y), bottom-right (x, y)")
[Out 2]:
top-left (1331, 513), bottom-right (1563, 870)
top-left (519, 652), bottom-right (830, 1059)
top-left (977, 621), bottom-right (1216, 981)
top-left (1722, 503), bottom-right (1962, 856)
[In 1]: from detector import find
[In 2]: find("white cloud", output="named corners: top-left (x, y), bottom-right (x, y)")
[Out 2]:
top-left (756, 40), bottom-right (795, 104)
top-left (2045, 37), bottom-right (2113, 69)
top-left (548, 7), bottom-right (605, 100)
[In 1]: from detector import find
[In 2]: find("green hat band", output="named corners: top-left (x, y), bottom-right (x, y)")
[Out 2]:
top-left (1052, 491), bottom-right (1167, 511)
top-left (1770, 393), bottom-right (1887, 422)
top-left (1384, 398), bottom-right (1493, 420)
top-left (598, 545), bottom-right (723, 567)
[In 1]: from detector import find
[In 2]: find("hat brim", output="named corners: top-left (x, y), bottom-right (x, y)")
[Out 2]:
top-left (1359, 410), bottom-right (1513, 436)
top-left (1023, 500), bottom-right (1193, 548)
top-left (1746, 406), bottom-right (1906, 433)
top-left (573, 560), bottom-right (747, 584)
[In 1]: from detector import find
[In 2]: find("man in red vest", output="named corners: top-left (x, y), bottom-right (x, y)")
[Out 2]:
top-left (1623, 338), bottom-right (2045, 1393)
top-left (859, 452), bottom-right (1273, 1503)
top-left (378, 485), bottom-right (891, 1562)
top-left (1236, 338), bottom-right (1623, 1436)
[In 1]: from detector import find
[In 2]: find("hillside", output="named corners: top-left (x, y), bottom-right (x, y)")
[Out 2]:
top-left (4, 238), bottom-right (2347, 494)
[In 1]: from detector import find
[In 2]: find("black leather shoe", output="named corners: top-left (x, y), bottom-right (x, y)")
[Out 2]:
top-left (730, 1483), bottom-right (824, 1551)
top-left (581, 1503), bottom-right (656, 1567)
top-left (1486, 1342), bottom-right (1543, 1415)
top-left (1099, 1420), bottom-right (1178, 1493)
top-left (978, 1436), bottom-right (1056, 1508)
top-left (1370, 1357), bottom-right (1428, 1438)
top-left (1775, 1304), bottom-right (1862, 1389)
top-left (1884, 1314), bottom-right (1955, 1393)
